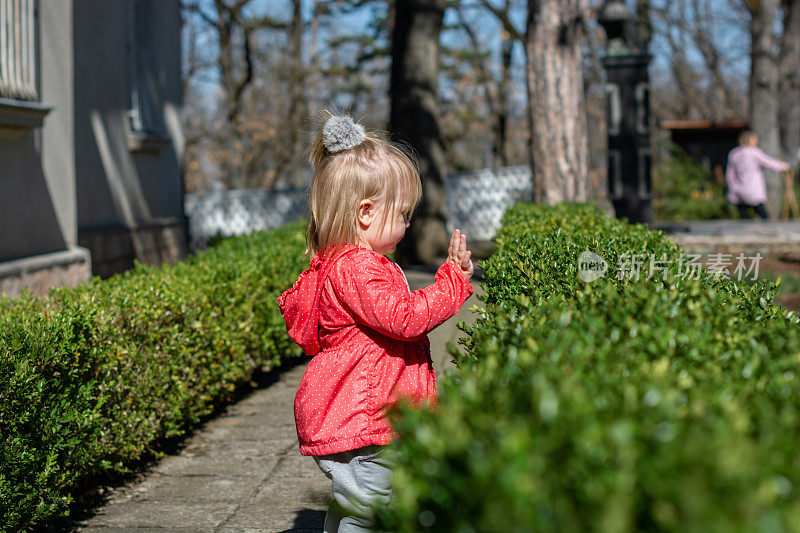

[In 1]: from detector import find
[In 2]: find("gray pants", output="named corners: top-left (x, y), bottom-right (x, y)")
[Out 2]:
top-left (313, 445), bottom-right (392, 533)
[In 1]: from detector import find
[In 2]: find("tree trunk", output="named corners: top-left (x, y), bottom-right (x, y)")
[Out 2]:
top-left (526, 0), bottom-right (589, 205)
top-left (214, 0), bottom-right (253, 123)
top-left (749, 0), bottom-right (782, 217)
top-left (496, 31), bottom-right (513, 167)
top-left (390, 0), bottom-right (449, 266)
top-left (692, 0), bottom-right (733, 119)
top-left (283, 0), bottom-right (308, 186)
top-left (779, 0), bottom-right (800, 163)
top-left (455, 1), bottom-right (514, 168)
top-left (636, 0), bottom-right (651, 49)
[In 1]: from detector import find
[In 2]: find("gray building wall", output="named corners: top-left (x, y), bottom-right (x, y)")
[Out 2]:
top-left (73, 0), bottom-right (186, 277)
top-left (1, 0), bottom-right (74, 260)
top-left (0, 0), bottom-right (91, 296)
top-left (0, 0), bottom-right (186, 295)
top-left (40, 0), bottom-right (77, 251)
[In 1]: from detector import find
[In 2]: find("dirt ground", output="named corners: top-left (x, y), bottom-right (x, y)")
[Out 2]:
top-left (757, 252), bottom-right (800, 311)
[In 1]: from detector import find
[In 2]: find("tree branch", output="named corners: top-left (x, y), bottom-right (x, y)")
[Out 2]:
top-left (478, 0), bottom-right (524, 42)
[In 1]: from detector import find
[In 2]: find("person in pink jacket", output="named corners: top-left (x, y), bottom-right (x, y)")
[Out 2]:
top-left (278, 113), bottom-right (474, 532)
top-left (726, 130), bottom-right (790, 219)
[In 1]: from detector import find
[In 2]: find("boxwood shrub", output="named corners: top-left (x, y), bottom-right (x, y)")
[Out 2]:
top-left (652, 143), bottom-right (737, 221)
top-left (0, 221), bottom-right (307, 531)
top-left (380, 203), bottom-right (800, 532)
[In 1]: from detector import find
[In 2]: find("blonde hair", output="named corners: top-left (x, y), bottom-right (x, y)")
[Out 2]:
top-left (306, 117), bottom-right (422, 256)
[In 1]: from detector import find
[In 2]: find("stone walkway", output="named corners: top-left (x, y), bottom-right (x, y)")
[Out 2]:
top-left (78, 361), bottom-right (327, 532)
top-left (68, 220), bottom-right (800, 531)
top-left (77, 270), bottom-right (483, 532)
top-left (653, 219), bottom-right (800, 256)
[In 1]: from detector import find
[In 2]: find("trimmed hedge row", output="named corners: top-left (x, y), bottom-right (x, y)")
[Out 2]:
top-left (380, 203), bottom-right (800, 532)
top-left (0, 221), bottom-right (307, 531)
top-left (653, 144), bottom-right (737, 221)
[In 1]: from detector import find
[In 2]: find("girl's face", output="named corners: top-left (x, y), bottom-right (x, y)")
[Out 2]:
top-left (357, 199), bottom-right (410, 255)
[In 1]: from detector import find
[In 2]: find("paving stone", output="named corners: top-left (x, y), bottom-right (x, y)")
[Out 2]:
top-left (220, 501), bottom-right (327, 531)
top-left (151, 442), bottom-right (289, 478)
top-left (121, 473), bottom-right (261, 503)
top-left (80, 501), bottom-right (237, 528)
top-left (77, 270), bottom-right (478, 531)
top-left (81, 526), bottom-right (202, 533)
top-left (194, 422), bottom-right (297, 443)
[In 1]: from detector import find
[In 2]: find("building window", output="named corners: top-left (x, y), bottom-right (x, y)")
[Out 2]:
top-left (129, 0), bottom-right (163, 135)
top-left (0, 0), bottom-right (38, 102)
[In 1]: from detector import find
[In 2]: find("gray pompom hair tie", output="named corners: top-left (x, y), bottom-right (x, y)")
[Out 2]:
top-left (322, 115), bottom-right (367, 153)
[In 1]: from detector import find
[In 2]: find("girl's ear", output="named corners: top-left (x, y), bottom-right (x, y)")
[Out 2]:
top-left (357, 200), bottom-right (374, 228)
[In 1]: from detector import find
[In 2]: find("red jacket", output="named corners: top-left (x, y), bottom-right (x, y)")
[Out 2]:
top-left (277, 245), bottom-right (474, 456)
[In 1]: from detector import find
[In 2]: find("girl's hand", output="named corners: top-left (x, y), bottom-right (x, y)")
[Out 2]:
top-left (447, 229), bottom-right (474, 280)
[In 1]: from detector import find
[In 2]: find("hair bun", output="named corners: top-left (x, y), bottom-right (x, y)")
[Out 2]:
top-left (323, 115), bottom-right (366, 153)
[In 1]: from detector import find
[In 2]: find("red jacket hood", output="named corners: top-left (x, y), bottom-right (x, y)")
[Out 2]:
top-left (277, 245), bottom-right (356, 355)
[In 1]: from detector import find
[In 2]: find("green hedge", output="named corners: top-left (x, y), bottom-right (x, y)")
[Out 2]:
top-left (0, 221), bottom-right (307, 531)
top-left (380, 203), bottom-right (800, 532)
top-left (652, 143), bottom-right (737, 221)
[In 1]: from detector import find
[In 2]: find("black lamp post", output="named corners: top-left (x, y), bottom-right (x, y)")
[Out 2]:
top-left (599, 0), bottom-right (653, 225)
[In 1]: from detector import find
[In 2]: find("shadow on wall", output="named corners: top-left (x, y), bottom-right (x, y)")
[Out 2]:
top-left (0, 132), bottom-right (67, 262)
top-left (89, 109), bottom-right (152, 227)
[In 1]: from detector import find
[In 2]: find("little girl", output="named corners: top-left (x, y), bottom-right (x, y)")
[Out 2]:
top-left (278, 114), bottom-right (474, 532)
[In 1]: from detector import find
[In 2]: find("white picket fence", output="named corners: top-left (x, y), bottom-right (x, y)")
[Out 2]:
top-left (184, 165), bottom-right (532, 249)
top-left (445, 165), bottom-right (532, 240)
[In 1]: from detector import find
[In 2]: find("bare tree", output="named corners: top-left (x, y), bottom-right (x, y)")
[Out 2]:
top-left (183, 0), bottom-right (534, 196)
top-left (477, 0), bottom-right (589, 201)
top-left (636, 0), bottom-right (652, 48)
top-left (656, 14), bottom-right (707, 118)
top-left (390, 0), bottom-right (449, 265)
top-left (315, 0), bottom-right (392, 117)
top-left (745, 0), bottom-right (783, 216)
top-left (779, 0), bottom-right (800, 162)
top-left (451, 0), bottom-right (517, 168)
top-left (212, 0), bottom-right (257, 122)
top-left (283, 0), bottom-right (309, 186)
top-left (690, 0), bottom-right (737, 117)
top-left (182, 0), bottom-right (317, 190)
top-left (479, 0), bottom-right (589, 202)
top-left (526, 0), bottom-right (589, 204)
top-left (649, 0), bottom-right (748, 120)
